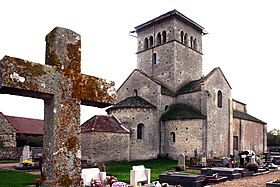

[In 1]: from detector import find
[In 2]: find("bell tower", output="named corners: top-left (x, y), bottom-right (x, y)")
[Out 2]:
top-left (134, 10), bottom-right (207, 92)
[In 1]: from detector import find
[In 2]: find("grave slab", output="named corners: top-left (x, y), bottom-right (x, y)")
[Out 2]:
top-left (159, 173), bottom-right (205, 187)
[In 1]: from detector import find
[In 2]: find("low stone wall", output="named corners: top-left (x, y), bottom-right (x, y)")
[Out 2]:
top-left (0, 147), bottom-right (42, 160)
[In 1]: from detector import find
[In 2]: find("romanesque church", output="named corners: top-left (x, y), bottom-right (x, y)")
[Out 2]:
top-left (80, 10), bottom-right (267, 163)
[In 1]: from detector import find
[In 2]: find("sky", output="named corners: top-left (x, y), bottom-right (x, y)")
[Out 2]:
top-left (0, 0), bottom-right (279, 131)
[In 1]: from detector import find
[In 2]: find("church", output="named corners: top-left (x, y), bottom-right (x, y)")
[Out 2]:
top-left (81, 10), bottom-right (267, 162)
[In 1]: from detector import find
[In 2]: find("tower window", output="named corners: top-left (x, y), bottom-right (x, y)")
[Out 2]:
top-left (162, 31), bottom-right (167, 43)
top-left (156, 33), bottom-right (161, 45)
top-left (180, 31), bottom-right (184, 43)
top-left (133, 89), bottom-right (138, 96)
top-left (170, 132), bottom-right (176, 142)
top-left (217, 90), bottom-right (222, 108)
top-left (144, 38), bottom-right (148, 50)
top-left (149, 36), bottom-right (154, 47)
top-left (184, 33), bottom-right (188, 46)
top-left (193, 38), bottom-right (197, 50)
top-left (137, 123), bottom-right (144, 139)
top-left (152, 53), bottom-right (157, 64)
top-left (165, 105), bottom-right (169, 111)
top-left (190, 36), bottom-right (193, 48)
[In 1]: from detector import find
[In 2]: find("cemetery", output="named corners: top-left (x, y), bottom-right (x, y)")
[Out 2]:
top-left (0, 9), bottom-right (276, 187)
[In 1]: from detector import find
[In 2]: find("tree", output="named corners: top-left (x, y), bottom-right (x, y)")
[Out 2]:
top-left (267, 129), bottom-right (280, 146)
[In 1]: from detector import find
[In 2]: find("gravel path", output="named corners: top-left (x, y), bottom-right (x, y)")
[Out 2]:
top-left (209, 170), bottom-right (280, 187)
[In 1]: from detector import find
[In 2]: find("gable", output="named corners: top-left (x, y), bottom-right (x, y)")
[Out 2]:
top-left (204, 67), bottom-right (231, 89)
top-left (0, 112), bottom-right (17, 133)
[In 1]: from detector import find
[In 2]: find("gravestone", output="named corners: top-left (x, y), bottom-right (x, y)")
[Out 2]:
top-left (0, 27), bottom-right (115, 186)
top-left (177, 153), bottom-right (185, 170)
top-left (201, 156), bottom-right (207, 166)
top-left (20, 145), bottom-right (32, 167)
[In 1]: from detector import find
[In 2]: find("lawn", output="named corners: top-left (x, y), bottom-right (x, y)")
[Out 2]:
top-left (0, 158), bottom-right (192, 185)
top-left (106, 158), bottom-right (178, 183)
top-left (0, 169), bottom-right (40, 187)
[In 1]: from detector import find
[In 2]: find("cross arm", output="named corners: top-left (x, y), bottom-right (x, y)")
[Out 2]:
top-left (80, 74), bottom-right (116, 107)
top-left (0, 55), bottom-right (55, 99)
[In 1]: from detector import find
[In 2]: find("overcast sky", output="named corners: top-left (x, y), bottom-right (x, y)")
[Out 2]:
top-left (0, 0), bottom-right (279, 131)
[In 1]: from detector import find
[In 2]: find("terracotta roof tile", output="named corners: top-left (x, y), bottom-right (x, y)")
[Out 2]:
top-left (81, 115), bottom-right (129, 133)
top-left (5, 115), bottom-right (43, 135)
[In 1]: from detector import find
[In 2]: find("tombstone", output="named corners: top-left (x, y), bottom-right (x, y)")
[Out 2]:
top-left (177, 153), bottom-right (186, 170)
top-left (0, 27), bottom-right (115, 186)
top-left (201, 156), bottom-right (207, 166)
top-left (20, 145), bottom-right (32, 167)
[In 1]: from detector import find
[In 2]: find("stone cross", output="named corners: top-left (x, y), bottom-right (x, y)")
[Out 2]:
top-left (0, 27), bottom-right (115, 186)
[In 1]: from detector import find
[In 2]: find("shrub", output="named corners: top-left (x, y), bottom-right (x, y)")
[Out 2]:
top-left (246, 162), bottom-right (259, 173)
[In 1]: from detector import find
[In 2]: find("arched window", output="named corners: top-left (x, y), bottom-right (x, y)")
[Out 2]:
top-left (193, 38), bottom-right (197, 50)
top-left (144, 38), bottom-right (148, 49)
top-left (152, 53), bottom-right (157, 64)
top-left (162, 31), bottom-right (167, 43)
top-left (149, 36), bottom-right (154, 48)
top-left (170, 132), bottom-right (176, 142)
top-left (184, 33), bottom-right (188, 46)
top-left (137, 123), bottom-right (144, 139)
top-left (217, 90), bottom-right (222, 108)
top-left (165, 105), bottom-right (169, 111)
top-left (156, 33), bottom-right (161, 45)
top-left (133, 89), bottom-right (138, 96)
top-left (180, 31), bottom-right (184, 43)
top-left (190, 36), bottom-right (193, 48)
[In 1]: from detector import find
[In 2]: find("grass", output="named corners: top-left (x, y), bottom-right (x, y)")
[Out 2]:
top-left (0, 169), bottom-right (41, 187)
top-left (106, 158), bottom-right (178, 183)
top-left (0, 159), bottom-right (20, 164)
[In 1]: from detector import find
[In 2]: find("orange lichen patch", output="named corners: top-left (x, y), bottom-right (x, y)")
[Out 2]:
top-left (58, 174), bottom-right (73, 187)
top-left (65, 136), bottom-right (78, 152)
top-left (66, 42), bottom-right (81, 73)
top-left (80, 74), bottom-right (116, 105)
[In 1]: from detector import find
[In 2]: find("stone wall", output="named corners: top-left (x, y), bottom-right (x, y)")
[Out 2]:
top-left (111, 108), bottom-right (159, 160)
top-left (136, 17), bottom-right (203, 92)
top-left (163, 119), bottom-right (205, 159)
top-left (203, 68), bottom-right (232, 157)
top-left (81, 132), bottom-right (130, 163)
top-left (0, 147), bottom-right (42, 160)
top-left (233, 118), bottom-right (266, 154)
top-left (0, 113), bottom-right (16, 147)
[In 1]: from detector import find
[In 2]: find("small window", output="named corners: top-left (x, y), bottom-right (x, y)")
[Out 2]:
top-left (165, 105), bottom-right (169, 111)
top-left (149, 36), bottom-right (154, 47)
top-left (180, 31), bottom-right (184, 43)
top-left (152, 53), bottom-right (157, 64)
top-left (156, 33), bottom-right (161, 45)
top-left (184, 33), bottom-right (188, 46)
top-left (137, 124), bottom-right (144, 139)
top-left (170, 132), bottom-right (176, 142)
top-left (190, 36), bottom-right (193, 48)
top-left (162, 31), bottom-right (167, 43)
top-left (144, 38), bottom-right (148, 49)
top-left (193, 38), bottom-right (197, 50)
top-left (217, 90), bottom-right (222, 108)
top-left (133, 89), bottom-right (138, 97)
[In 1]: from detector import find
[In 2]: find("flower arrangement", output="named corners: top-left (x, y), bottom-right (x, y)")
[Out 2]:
top-left (228, 160), bottom-right (237, 168)
top-left (111, 182), bottom-right (126, 187)
top-left (273, 178), bottom-right (280, 183)
top-left (34, 178), bottom-right (41, 187)
top-left (22, 159), bottom-right (32, 167)
top-left (90, 179), bottom-right (102, 187)
top-left (106, 176), bottom-right (118, 186)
